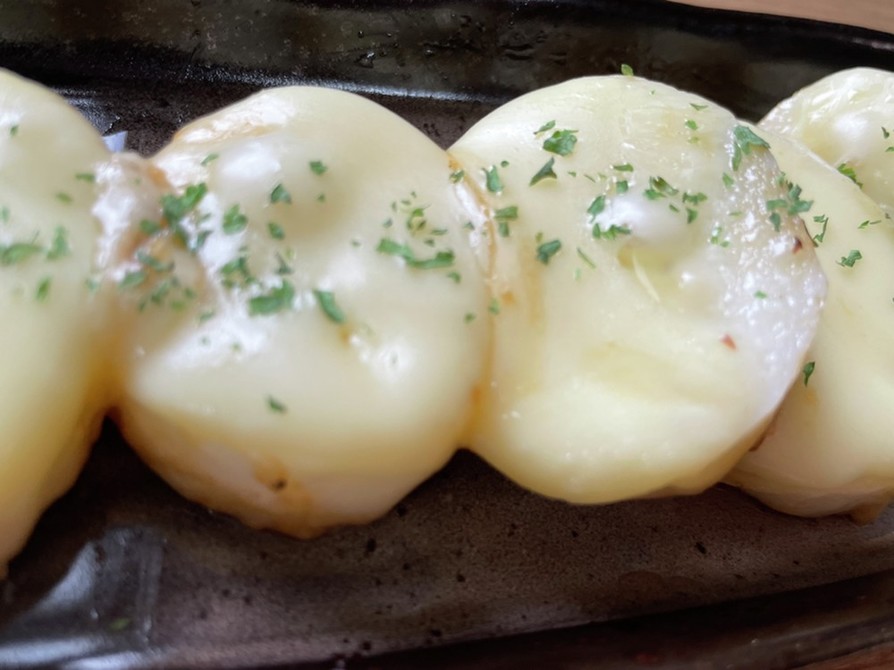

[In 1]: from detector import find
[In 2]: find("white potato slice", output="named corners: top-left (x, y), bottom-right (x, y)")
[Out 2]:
top-left (110, 87), bottom-right (491, 537)
top-left (449, 75), bottom-right (825, 504)
top-left (0, 70), bottom-right (111, 574)
top-left (728, 129), bottom-right (894, 518)
top-left (761, 67), bottom-right (894, 216)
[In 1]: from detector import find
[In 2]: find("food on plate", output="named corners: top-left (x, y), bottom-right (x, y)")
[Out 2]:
top-left (727, 128), bottom-right (894, 518)
top-left (0, 69), bottom-right (113, 575)
top-left (761, 67), bottom-right (894, 217)
top-left (108, 87), bottom-right (491, 538)
top-left (449, 75), bottom-right (826, 505)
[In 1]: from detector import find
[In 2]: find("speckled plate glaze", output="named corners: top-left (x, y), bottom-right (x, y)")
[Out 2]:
top-left (1, 2), bottom-right (894, 668)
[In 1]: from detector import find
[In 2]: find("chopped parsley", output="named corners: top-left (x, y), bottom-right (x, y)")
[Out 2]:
top-left (35, 277), bottom-right (51, 301)
top-left (8, 125), bottom-right (18, 137)
top-left (754, 290), bottom-right (767, 299)
top-left (139, 219), bottom-right (162, 236)
top-left (0, 241), bottom-right (42, 266)
top-left (270, 183), bottom-right (292, 204)
top-left (267, 395), bottom-right (287, 413)
top-left (161, 183), bottom-right (208, 247)
top-left (488, 298), bottom-right (501, 315)
top-left (858, 219), bottom-right (881, 229)
top-left (530, 158), bottom-right (557, 186)
top-left (268, 221), bottom-right (285, 240)
top-left (248, 280), bottom-right (295, 315)
top-left (0, 206), bottom-right (8, 223)
top-left (616, 180), bottom-right (629, 194)
top-left (449, 169), bottom-right (465, 183)
top-left (136, 250), bottom-right (174, 273)
top-left (722, 172), bottom-right (734, 189)
top-left (731, 125), bottom-right (770, 171)
top-left (494, 206), bottom-right (519, 237)
top-left (536, 239), bottom-right (562, 264)
top-left (376, 238), bottom-right (455, 269)
top-left (313, 289), bottom-right (346, 324)
top-left (592, 223), bottom-right (631, 240)
top-left (587, 195), bottom-right (607, 218)
top-left (620, 63), bottom-right (634, 76)
top-left (542, 129), bottom-right (578, 156)
top-left (812, 214), bottom-right (829, 244)
top-left (643, 176), bottom-right (678, 200)
top-left (220, 255), bottom-right (254, 288)
top-left (75, 172), bottom-right (96, 183)
top-left (837, 250), bottom-right (862, 268)
top-left (685, 119), bottom-right (698, 131)
top-left (55, 192), bottom-right (72, 204)
top-left (46, 227), bottom-right (70, 260)
top-left (201, 153), bottom-right (219, 166)
top-left (534, 120), bottom-right (556, 135)
top-left (802, 361), bottom-right (815, 386)
top-left (484, 166), bottom-right (504, 193)
top-left (222, 204), bottom-right (248, 234)
top-left (837, 162), bottom-right (862, 188)
top-left (691, 103), bottom-right (708, 111)
top-left (118, 269), bottom-right (147, 290)
top-left (613, 163), bottom-right (634, 172)
top-left (309, 160), bottom-right (327, 175)
top-left (766, 180), bottom-right (812, 231)
top-left (576, 247), bottom-right (597, 268)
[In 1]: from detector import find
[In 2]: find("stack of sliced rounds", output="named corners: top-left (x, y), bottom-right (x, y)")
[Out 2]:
top-left (109, 87), bottom-right (492, 538)
top-left (728, 73), bottom-right (894, 519)
top-left (449, 75), bottom-right (826, 505)
top-left (0, 70), bottom-right (113, 574)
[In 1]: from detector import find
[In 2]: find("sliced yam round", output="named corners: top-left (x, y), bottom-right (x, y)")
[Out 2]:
top-left (728, 130), bottom-right (894, 518)
top-left (109, 87), bottom-right (491, 537)
top-left (449, 75), bottom-right (826, 504)
top-left (0, 69), bottom-right (112, 574)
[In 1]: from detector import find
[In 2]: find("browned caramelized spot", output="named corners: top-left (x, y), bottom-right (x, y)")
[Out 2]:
top-left (271, 479), bottom-right (287, 492)
top-left (500, 290), bottom-right (516, 306)
top-left (792, 237), bottom-right (803, 254)
top-left (469, 384), bottom-right (482, 407)
top-left (721, 334), bottom-right (737, 350)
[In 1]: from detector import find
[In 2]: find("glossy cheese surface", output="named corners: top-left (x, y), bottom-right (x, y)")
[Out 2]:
top-left (0, 69), bottom-right (111, 574)
top-left (111, 87), bottom-right (491, 536)
top-left (729, 130), bottom-right (894, 518)
top-left (761, 67), bottom-right (894, 217)
top-left (449, 76), bottom-right (826, 504)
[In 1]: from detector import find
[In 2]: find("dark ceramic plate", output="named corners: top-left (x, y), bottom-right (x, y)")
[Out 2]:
top-left (1, 2), bottom-right (894, 668)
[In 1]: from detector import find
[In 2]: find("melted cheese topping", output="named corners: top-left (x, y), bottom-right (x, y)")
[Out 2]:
top-left (108, 87), bottom-right (491, 536)
top-left (0, 69), bottom-right (112, 574)
top-left (449, 76), bottom-right (826, 504)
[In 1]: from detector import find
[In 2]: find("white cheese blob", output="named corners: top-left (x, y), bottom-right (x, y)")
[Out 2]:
top-left (0, 69), bottom-right (112, 574)
top-left (761, 67), bottom-right (894, 217)
top-left (728, 129), bottom-right (894, 518)
top-left (449, 76), bottom-right (826, 504)
top-left (110, 87), bottom-right (491, 537)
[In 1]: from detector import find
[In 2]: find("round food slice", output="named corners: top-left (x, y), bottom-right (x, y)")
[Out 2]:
top-left (0, 69), bottom-right (112, 574)
top-left (110, 87), bottom-right (491, 537)
top-left (449, 75), bottom-right (826, 505)
top-left (761, 67), bottom-right (894, 216)
top-left (727, 129), bottom-right (894, 518)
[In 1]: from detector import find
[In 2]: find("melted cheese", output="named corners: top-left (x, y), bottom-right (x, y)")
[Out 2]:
top-left (108, 87), bottom-right (491, 536)
top-left (728, 130), bottom-right (894, 518)
top-left (449, 76), bottom-right (826, 504)
top-left (0, 69), bottom-right (112, 574)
